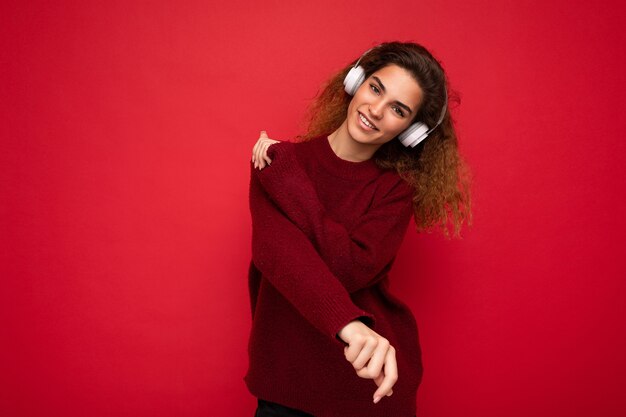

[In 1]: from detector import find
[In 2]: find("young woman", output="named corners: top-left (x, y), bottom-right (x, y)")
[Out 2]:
top-left (245, 41), bottom-right (471, 417)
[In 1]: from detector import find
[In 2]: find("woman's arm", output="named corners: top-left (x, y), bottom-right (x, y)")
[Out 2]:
top-left (253, 141), bottom-right (414, 294)
top-left (252, 162), bottom-right (400, 401)
top-left (249, 162), bottom-right (376, 345)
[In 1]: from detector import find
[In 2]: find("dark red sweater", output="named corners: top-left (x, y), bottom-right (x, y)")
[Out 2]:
top-left (244, 135), bottom-right (423, 417)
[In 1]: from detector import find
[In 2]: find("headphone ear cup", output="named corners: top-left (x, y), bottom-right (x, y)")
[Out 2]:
top-left (398, 122), bottom-right (430, 147)
top-left (344, 65), bottom-right (366, 95)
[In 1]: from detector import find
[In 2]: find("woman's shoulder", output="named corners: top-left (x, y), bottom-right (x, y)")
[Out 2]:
top-left (266, 140), bottom-right (296, 158)
top-left (264, 140), bottom-right (301, 171)
top-left (267, 137), bottom-right (319, 169)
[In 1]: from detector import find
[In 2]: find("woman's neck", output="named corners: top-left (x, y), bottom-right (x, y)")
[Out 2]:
top-left (328, 121), bottom-right (381, 162)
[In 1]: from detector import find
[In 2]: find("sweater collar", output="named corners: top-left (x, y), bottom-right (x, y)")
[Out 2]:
top-left (310, 134), bottom-right (383, 180)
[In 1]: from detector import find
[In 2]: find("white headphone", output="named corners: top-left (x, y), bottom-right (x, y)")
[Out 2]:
top-left (343, 45), bottom-right (448, 148)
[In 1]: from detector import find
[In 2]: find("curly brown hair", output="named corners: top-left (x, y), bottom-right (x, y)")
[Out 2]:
top-left (294, 41), bottom-right (472, 239)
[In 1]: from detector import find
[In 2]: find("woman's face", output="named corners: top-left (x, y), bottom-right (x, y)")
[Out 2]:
top-left (346, 64), bottom-right (423, 145)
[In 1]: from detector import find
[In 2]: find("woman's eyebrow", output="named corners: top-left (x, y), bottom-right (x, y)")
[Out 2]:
top-left (372, 76), bottom-right (414, 114)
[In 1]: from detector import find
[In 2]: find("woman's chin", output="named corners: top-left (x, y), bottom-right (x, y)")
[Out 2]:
top-left (347, 123), bottom-right (377, 144)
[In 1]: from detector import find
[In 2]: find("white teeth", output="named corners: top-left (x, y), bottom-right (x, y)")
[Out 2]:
top-left (359, 113), bottom-right (376, 129)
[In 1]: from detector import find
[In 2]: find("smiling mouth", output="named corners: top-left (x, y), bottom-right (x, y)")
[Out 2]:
top-left (358, 111), bottom-right (378, 130)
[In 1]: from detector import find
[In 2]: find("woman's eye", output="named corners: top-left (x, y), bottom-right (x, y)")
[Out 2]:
top-left (393, 107), bottom-right (405, 117)
top-left (370, 84), bottom-right (380, 94)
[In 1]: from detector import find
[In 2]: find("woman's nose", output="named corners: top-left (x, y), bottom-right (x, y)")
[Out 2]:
top-left (368, 102), bottom-right (383, 119)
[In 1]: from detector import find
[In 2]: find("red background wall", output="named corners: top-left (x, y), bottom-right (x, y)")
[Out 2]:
top-left (2, 1), bottom-right (625, 416)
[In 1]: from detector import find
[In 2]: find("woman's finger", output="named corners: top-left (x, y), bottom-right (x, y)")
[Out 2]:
top-left (254, 137), bottom-right (266, 169)
top-left (257, 131), bottom-right (269, 166)
top-left (252, 131), bottom-right (269, 168)
top-left (372, 347), bottom-right (398, 403)
top-left (364, 339), bottom-right (389, 379)
top-left (372, 373), bottom-right (393, 396)
top-left (257, 141), bottom-right (268, 169)
top-left (344, 335), bottom-right (367, 364)
top-left (259, 141), bottom-right (272, 169)
top-left (354, 337), bottom-right (387, 380)
top-left (374, 370), bottom-right (393, 397)
top-left (351, 338), bottom-right (378, 371)
top-left (262, 141), bottom-right (275, 166)
top-left (252, 137), bottom-right (261, 167)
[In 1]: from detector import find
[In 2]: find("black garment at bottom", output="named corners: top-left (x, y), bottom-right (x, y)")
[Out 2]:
top-left (253, 397), bottom-right (417, 417)
top-left (254, 398), bottom-right (314, 417)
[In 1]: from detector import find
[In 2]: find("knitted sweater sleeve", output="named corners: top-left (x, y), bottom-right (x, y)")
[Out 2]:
top-left (249, 162), bottom-right (376, 346)
top-left (254, 141), bottom-right (414, 294)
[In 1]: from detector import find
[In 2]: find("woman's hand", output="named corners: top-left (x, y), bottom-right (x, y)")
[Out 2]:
top-left (337, 320), bottom-right (397, 404)
top-left (251, 130), bottom-right (281, 170)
